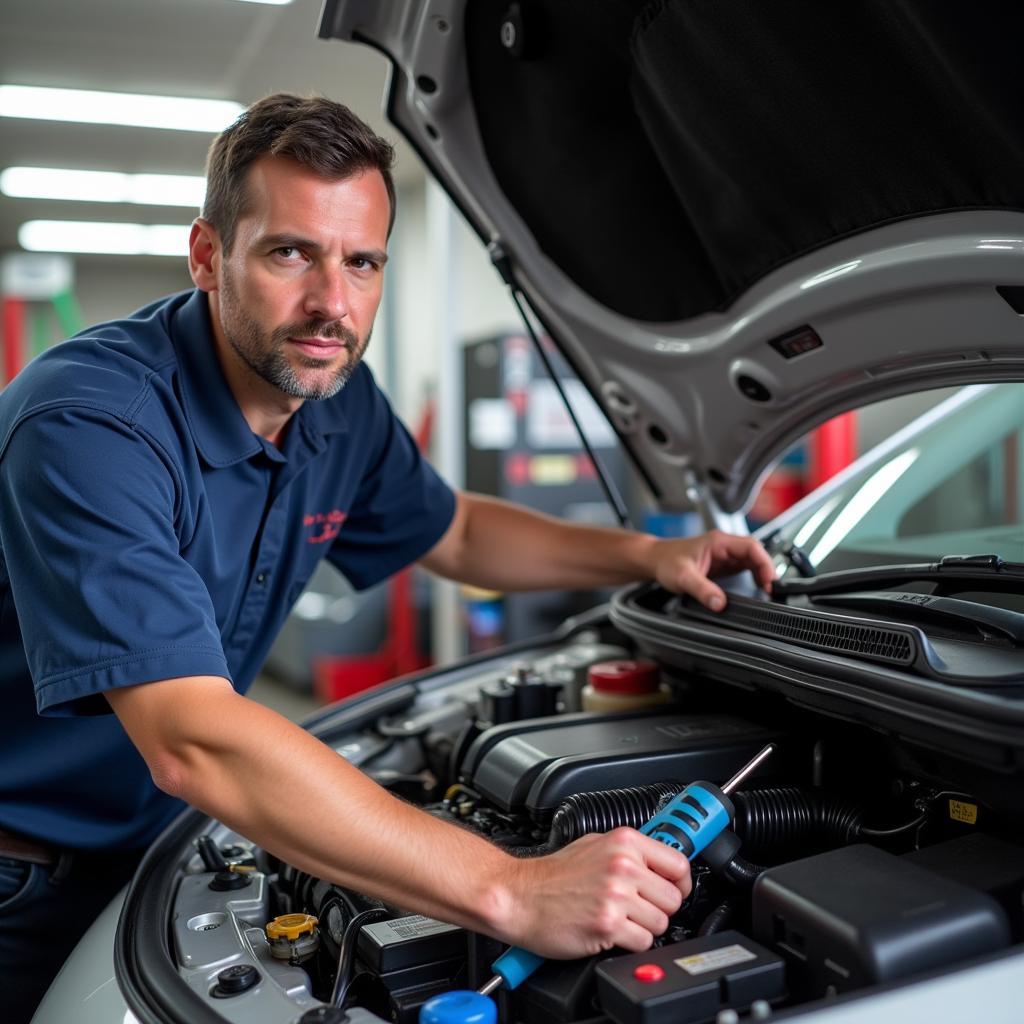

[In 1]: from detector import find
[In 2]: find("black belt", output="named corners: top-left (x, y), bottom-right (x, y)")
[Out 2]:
top-left (0, 826), bottom-right (58, 866)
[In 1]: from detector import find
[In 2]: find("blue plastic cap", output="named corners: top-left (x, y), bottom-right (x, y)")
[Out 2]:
top-left (492, 946), bottom-right (545, 989)
top-left (420, 991), bottom-right (497, 1024)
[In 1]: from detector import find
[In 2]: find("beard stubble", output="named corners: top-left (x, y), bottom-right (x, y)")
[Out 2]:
top-left (218, 268), bottom-right (369, 401)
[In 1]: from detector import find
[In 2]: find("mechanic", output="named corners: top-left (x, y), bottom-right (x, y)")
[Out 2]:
top-left (0, 93), bottom-right (775, 1021)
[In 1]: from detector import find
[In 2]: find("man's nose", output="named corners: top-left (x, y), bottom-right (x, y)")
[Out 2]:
top-left (303, 266), bottom-right (350, 322)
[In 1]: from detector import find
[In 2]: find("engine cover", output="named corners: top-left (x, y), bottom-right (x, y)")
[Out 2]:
top-left (463, 711), bottom-right (779, 815)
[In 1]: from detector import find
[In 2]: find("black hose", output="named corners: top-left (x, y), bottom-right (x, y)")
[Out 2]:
top-left (330, 907), bottom-right (389, 1007)
top-left (733, 787), bottom-right (864, 851)
top-left (546, 782), bottom-right (681, 848)
top-left (859, 810), bottom-right (927, 837)
top-left (537, 781), bottom-right (926, 884)
top-left (721, 854), bottom-right (766, 887)
top-left (540, 783), bottom-right (865, 854)
top-left (697, 901), bottom-right (734, 936)
top-left (733, 787), bottom-right (813, 848)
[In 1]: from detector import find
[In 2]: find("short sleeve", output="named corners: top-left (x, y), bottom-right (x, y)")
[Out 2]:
top-left (0, 407), bottom-right (230, 717)
top-left (327, 385), bottom-right (455, 591)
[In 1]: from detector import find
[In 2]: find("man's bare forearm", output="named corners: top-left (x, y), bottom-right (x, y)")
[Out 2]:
top-left (421, 492), bottom-right (775, 610)
top-left (106, 675), bottom-right (690, 959)
top-left (421, 492), bottom-right (659, 591)
top-left (110, 676), bottom-right (520, 935)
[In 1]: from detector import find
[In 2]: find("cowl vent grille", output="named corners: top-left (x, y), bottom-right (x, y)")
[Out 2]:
top-left (725, 604), bottom-right (913, 662)
top-left (617, 584), bottom-right (1024, 687)
top-left (671, 598), bottom-right (915, 665)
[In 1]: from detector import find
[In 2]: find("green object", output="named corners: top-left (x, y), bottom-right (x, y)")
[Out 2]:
top-left (52, 289), bottom-right (83, 339)
top-left (31, 306), bottom-right (51, 359)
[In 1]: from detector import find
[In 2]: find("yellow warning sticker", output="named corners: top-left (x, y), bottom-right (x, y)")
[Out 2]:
top-left (675, 944), bottom-right (756, 976)
top-left (949, 799), bottom-right (978, 825)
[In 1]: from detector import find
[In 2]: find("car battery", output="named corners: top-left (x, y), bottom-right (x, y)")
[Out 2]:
top-left (752, 844), bottom-right (1011, 999)
top-left (595, 931), bottom-right (786, 1024)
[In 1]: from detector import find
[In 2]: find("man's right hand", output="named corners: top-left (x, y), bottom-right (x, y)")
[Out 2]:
top-left (501, 827), bottom-right (691, 959)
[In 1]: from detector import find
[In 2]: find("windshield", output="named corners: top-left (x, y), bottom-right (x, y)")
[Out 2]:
top-left (767, 384), bottom-right (1024, 579)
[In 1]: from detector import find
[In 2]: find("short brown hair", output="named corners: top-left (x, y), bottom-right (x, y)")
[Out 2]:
top-left (203, 93), bottom-right (396, 252)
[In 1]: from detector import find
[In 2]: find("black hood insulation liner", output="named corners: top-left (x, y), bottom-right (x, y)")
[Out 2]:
top-left (466, 0), bottom-right (1024, 322)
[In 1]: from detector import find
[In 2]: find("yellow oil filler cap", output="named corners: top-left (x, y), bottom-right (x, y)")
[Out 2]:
top-left (266, 913), bottom-right (318, 940)
top-left (266, 914), bottom-right (320, 963)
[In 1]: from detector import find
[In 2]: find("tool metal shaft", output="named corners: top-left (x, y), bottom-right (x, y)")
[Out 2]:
top-left (478, 974), bottom-right (503, 997)
top-left (722, 743), bottom-right (776, 795)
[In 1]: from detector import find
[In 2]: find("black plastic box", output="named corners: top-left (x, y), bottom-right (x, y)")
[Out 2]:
top-left (752, 844), bottom-right (1011, 998)
top-left (464, 711), bottom-right (780, 814)
top-left (514, 956), bottom-right (601, 1023)
top-left (595, 931), bottom-right (786, 1024)
top-left (357, 914), bottom-right (465, 973)
top-left (904, 833), bottom-right (1024, 941)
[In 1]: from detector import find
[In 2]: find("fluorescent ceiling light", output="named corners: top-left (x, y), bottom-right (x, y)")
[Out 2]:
top-left (0, 85), bottom-right (243, 132)
top-left (2, 167), bottom-right (206, 208)
top-left (19, 220), bottom-right (190, 257)
top-left (232, 0), bottom-right (294, 4)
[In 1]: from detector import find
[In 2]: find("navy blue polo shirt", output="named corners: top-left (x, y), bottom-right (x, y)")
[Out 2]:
top-left (0, 289), bottom-right (455, 851)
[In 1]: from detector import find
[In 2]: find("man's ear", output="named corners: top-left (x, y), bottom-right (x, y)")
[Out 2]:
top-left (188, 218), bottom-right (222, 292)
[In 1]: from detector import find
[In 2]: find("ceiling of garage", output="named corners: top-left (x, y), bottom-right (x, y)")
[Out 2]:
top-left (0, 0), bottom-right (424, 270)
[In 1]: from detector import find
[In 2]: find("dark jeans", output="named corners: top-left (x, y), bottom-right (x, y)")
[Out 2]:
top-left (0, 847), bottom-right (143, 1023)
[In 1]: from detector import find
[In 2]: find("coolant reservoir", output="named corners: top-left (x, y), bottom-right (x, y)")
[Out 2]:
top-left (580, 659), bottom-right (672, 712)
top-left (266, 913), bottom-right (320, 964)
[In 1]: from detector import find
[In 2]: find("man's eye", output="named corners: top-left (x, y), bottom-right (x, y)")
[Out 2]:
top-left (274, 246), bottom-right (302, 260)
top-left (350, 257), bottom-right (379, 273)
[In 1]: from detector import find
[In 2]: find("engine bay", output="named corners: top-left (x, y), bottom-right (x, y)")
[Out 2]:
top-left (168, 616), bottom-right (1024, 1024)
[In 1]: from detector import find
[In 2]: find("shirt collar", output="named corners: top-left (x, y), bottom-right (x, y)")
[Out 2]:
top-left (296, 380), bottom-right (352, 440)
top-left (170, 289), bottom-right (348, 468)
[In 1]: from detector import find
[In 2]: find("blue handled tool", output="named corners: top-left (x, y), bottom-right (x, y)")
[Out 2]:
top-left (480, 743), bottom-right (776, 996)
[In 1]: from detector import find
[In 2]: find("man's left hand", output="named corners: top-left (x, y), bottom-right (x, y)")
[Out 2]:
top-left (649, 530), bottom-right (775, 612)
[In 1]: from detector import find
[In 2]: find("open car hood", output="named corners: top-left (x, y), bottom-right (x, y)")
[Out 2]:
top-left (319, 1), bottom-right (1024, 514)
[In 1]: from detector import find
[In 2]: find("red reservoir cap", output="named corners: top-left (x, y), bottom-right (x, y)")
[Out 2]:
top-left (587, 659), bottom-right (660, 695)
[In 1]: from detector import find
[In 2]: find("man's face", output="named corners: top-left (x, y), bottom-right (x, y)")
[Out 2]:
top-left (212, 155), bottom-right (390, 403)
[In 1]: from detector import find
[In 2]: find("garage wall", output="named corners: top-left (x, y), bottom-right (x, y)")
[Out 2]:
top-left (387, 182), bottom-right (518, 424)
top-left (73, 258), bottom-right (192, 331)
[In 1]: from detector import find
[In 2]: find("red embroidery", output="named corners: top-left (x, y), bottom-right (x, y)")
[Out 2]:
top-left (303, 509), bottom-right (347, 544)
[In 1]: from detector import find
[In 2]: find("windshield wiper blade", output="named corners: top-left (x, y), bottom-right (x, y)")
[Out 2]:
top-left (774, 554), bottom-right (1024, 597)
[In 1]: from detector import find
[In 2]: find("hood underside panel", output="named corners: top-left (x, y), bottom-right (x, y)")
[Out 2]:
top-left (321, 0), bottom-right (1024, 513)
top-left (466, 0), bottom-right (1024, 323)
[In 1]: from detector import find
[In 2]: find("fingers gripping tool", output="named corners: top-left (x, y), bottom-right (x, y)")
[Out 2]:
top-left (480, 743), bottom-right (776, 996)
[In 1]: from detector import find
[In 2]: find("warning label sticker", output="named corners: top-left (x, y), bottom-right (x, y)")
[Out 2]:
top-left (366, 915), bottom-right (460, 944)
top-left (675, 944), bottom-right (757, 976)
top-left (948, 799), bottom-right (978, 825)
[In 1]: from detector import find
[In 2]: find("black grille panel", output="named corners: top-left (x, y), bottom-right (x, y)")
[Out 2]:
top-left (711, 603), bottom-right (914, 664)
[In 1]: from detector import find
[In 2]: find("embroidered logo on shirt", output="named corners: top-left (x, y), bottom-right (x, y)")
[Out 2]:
top-left (304, 509), bottom-right (347, 544)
